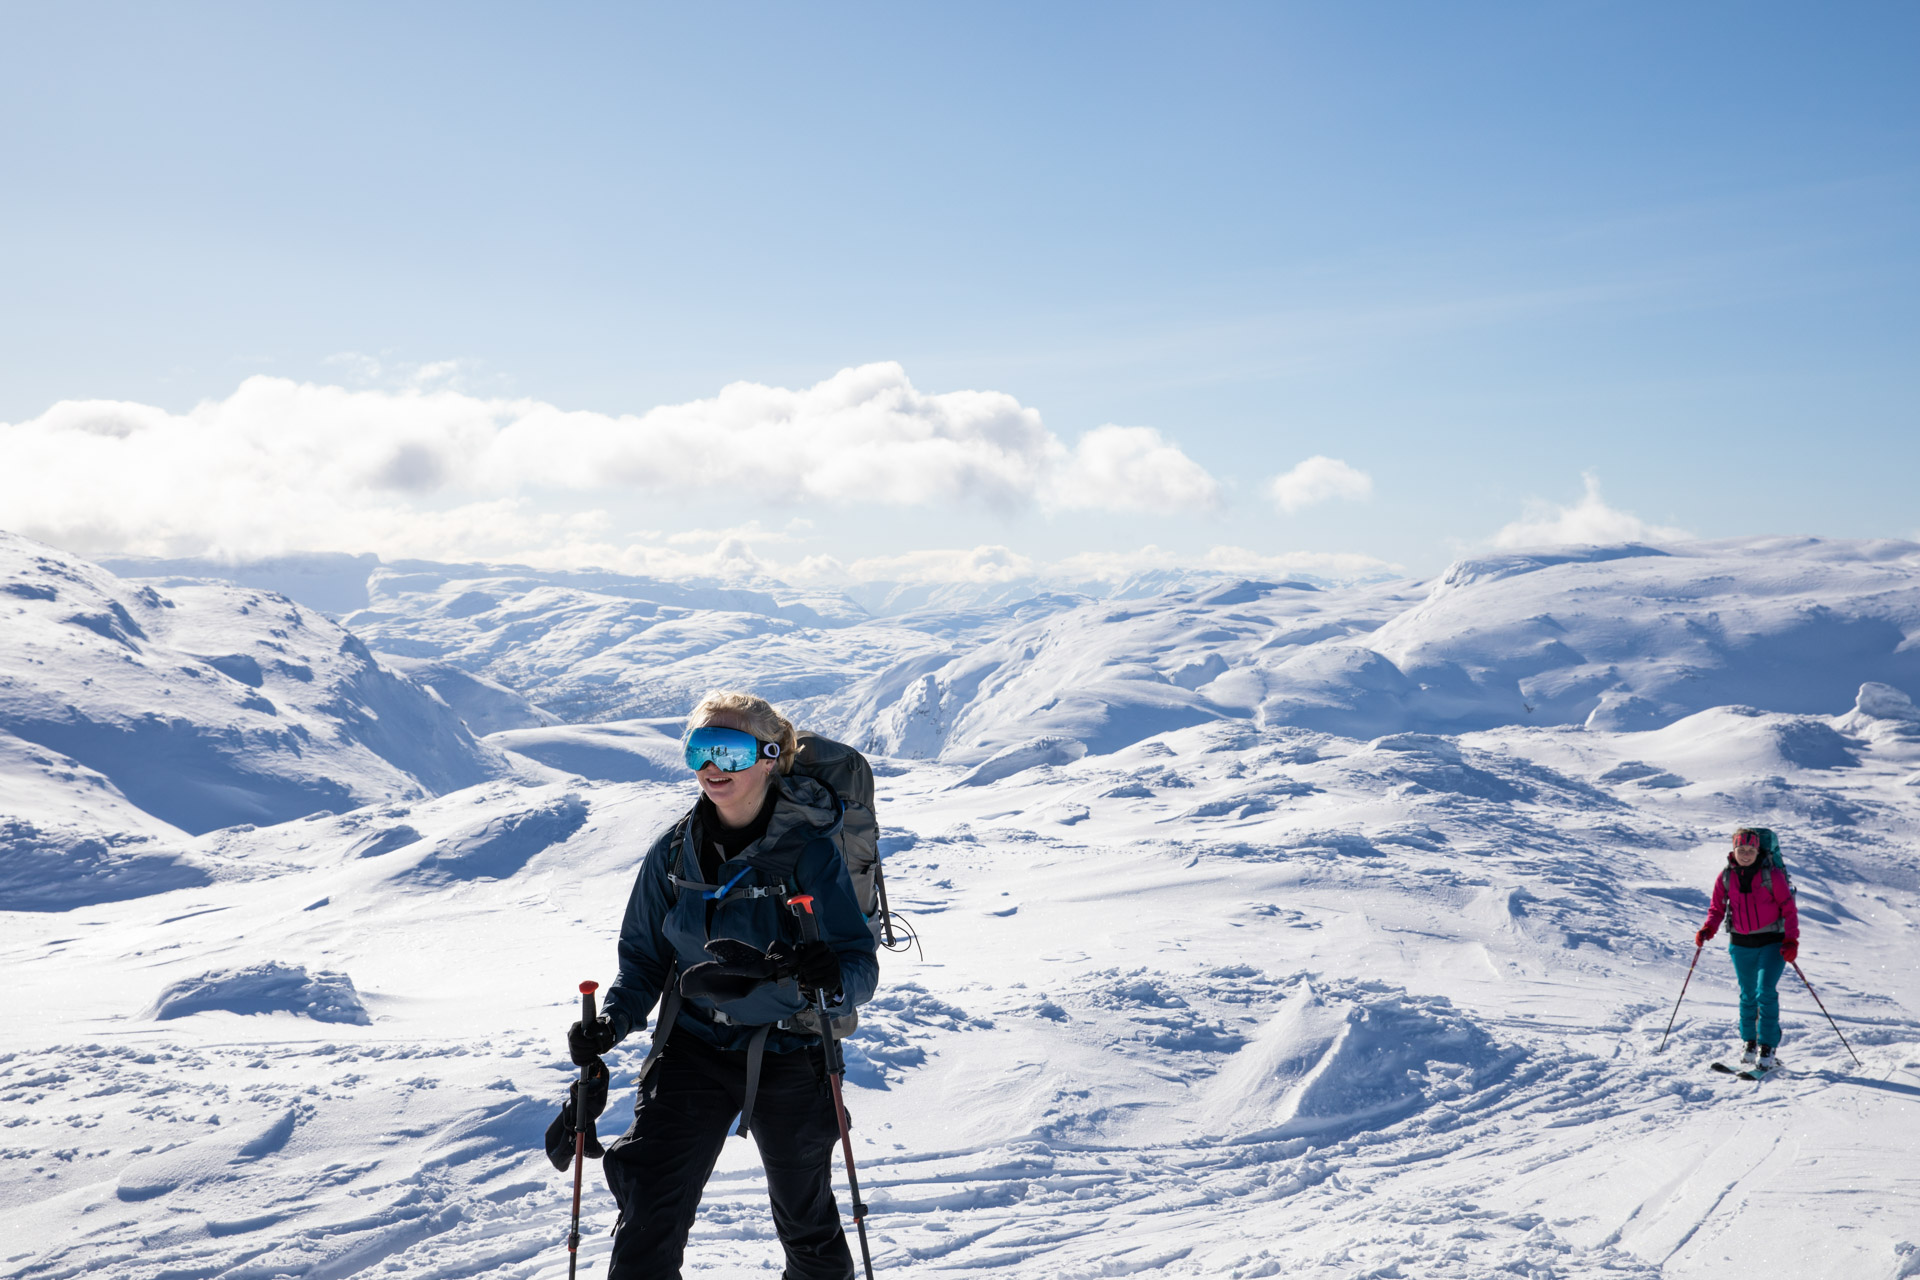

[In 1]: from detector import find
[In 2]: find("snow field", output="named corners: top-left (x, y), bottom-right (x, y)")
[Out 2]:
top-left (6, 702), bottom-right (1919, 1279)
top-left (7, 533), bottom-right (1920, 1278)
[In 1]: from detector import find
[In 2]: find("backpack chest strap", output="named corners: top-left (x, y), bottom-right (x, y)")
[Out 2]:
top-left (668, 872), bottom-right (791, 902)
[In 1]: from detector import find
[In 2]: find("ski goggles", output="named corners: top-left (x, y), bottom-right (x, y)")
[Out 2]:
top-left (684, 725), bottom-right (782, 773)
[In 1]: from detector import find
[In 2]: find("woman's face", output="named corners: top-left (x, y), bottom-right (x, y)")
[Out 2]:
top-left (693, 710), bottom-right (776, 818)
top-left (1732, 840), bottom-right (1760, 867)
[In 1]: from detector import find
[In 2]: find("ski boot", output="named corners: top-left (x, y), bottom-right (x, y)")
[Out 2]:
top-left (1738, 1041), bottom-right (1758, 1068)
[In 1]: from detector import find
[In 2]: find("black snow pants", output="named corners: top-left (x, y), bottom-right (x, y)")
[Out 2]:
top-left (602, 1028), bottom-right (854, 1280)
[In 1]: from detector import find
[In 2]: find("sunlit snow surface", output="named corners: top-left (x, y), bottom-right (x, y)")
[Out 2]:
top-left (5, 537), bottom-right (1920, 1279)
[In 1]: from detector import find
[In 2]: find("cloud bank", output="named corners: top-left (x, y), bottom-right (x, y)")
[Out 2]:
top-left (0, 363), bottom-right (1223, 563)
top-left (1267, 456), bottom-right (1374, 512)
top-left (793, 542), bottom-right (1395, 588)
top-left (1492, 473), bottom-right (1688, 549)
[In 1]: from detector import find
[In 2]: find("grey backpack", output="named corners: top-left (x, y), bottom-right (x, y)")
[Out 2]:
top-left (791, 730), bottom-right (894, 944)
top-left (663, 730), bottom-right (898, 1043)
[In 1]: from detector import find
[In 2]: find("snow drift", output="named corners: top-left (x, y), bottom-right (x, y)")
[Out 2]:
top-left (145, 962), bottom-right (371, 1025)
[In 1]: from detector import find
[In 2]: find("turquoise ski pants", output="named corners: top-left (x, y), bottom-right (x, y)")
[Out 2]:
top-left (1729, 941), bottom-right (1786, 1046)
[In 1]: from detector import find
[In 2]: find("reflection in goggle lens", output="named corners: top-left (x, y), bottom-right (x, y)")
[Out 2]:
top-left (684, 725), bottom-right (778, 773)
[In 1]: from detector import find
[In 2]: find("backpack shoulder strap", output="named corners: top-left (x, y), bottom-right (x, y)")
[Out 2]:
top-left (636, 980), bottom-right (681, 1084)
top-left (666, 810), bottom-right (697, 902)
top-left (732, 1025), bottom-right (772, 1139)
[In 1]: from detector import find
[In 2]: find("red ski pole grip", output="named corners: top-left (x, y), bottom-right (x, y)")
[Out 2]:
top-left (579, 980), bottom-right (599, 994)
top-left (786, 894), bottom-right (821, 943)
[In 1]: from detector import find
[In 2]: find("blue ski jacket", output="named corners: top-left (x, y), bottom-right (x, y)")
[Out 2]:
top-left (601, 772), bottom-right (879, 1054)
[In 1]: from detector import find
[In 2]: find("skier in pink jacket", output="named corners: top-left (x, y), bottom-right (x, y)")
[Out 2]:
top-left (1695, 827), bottom-right (1799, 1072)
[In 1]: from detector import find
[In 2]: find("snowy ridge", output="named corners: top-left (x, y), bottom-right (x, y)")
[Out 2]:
top-left (3, 532), bottom-right (1920, 1277)
top-left (279, 538), bottom-right (1920, 777)
top-left (0, 532), bottom-right (514, 910)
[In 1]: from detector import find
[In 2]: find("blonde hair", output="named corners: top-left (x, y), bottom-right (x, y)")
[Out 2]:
top-left (686, 690), bottom-right (798, 774)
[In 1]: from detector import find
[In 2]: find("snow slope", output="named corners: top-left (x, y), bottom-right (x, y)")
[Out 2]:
top-left (4, 535), bottom-right (1920, 1279)
top-left (341, 562), bottom-right (877, 723)
top-left (292, 539), bottom-right (1920, 776)
top-left (1, 533), bottom-right (511, 909)
top-left (826, 539), bottom-right (1920, 762)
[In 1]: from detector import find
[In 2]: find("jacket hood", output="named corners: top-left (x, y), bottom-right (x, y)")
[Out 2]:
top-left (762, 772), bottom-right (843, 849)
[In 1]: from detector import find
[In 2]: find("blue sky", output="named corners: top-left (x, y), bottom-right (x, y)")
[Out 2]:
top-left (2, 3), bottom-right (1915, 582)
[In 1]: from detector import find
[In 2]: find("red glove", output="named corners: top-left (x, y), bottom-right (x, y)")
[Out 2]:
top-left (1780, 939), bottom-right (1798, 964)
top-left (1694, 927), bottom-right (1715, 948)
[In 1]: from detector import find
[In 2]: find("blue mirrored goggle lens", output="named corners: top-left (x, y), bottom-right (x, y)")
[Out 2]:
top-left (685, 726), bottom-right (768, 773)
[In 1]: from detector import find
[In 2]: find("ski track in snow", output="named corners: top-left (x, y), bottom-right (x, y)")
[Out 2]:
top-left (6, 538), bottom-right (1920, 1279)
top-left (6, 737), bottom-right (1918, 1280)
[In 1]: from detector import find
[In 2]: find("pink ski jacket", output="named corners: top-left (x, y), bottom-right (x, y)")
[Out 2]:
top-left (1701, 855), bottom-right (1798, 941)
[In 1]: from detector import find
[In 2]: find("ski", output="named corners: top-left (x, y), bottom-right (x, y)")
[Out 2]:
top-left (1709, 1060), bottom-right (1777, 1081)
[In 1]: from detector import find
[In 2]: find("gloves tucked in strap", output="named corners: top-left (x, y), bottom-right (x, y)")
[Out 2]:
top-left (543, 1056), bottom-right (609, 1170)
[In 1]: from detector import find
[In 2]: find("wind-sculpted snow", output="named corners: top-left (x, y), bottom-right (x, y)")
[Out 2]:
top-left (146, 961), bottom-right (371, 1025)
top-left (84, 538), bottom-right (1920, 772)
top-left (401, 793), bottom-right (589, 882)
top-left (0, 818), bottom-right (207, 911)
top-left (1201, 979), bottom-right (1521, 1143)
top-left (0, 532), bottom-right (509, 840)
top-left (0, 732), bottom-right (208, 910)
top-left (6, 536), bottom-right (1920, 1277)
top-left (484, 719), bottom-right (685, 783)
top-left (376, 653), bottom-right (562, 735)
top-left (343, 563), bottom-right (876, 723)
top-left (1264, 537), bottom-right (1920, 738)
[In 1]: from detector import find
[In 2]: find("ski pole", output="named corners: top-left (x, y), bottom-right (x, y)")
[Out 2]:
top-left (569, 979), bottom-right (599, 1280)
top-left (786, 894), bottom-right (877, 1280)
top-left (1790, 961), bottom-right (1862, 1068)
top-left (1657, 945), bottom-right (1703, 1053)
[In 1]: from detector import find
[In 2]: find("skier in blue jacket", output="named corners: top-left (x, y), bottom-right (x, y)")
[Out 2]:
top-left (570, 690), bottom-right (878, 1280)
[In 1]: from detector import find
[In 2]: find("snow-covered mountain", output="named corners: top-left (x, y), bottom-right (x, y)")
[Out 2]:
top-left (4, 531), bottom-right (1919, 1279)
top-left (0, 533), bottom-right (513, 907)
top-left (213, 538), bottom-right (1920, 776)
top-left (834, 539), bottom-right (1920, 765)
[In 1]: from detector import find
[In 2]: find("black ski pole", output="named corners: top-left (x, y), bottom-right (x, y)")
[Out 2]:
top-left (786, 894), bottom-right (877, 1280)
top-left (569, 979), bottom-right (599, 1279)
top-left (1790, 960), bottom-right (1862, 1068)
top-left (1657, 944), bottom-right (1703, 1053)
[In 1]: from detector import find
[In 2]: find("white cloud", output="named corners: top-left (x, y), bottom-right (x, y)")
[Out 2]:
top-left (1266, 456), bottom-right (1374, 513)
top-left (1046, 425), bottom-right (1222, 513)
top-left (0, 363), bottom-right (1224, 562)
top-left (1492, 473), bottom-right (1689, 549)
top-left (1051, 543), bottom-right (1398, 582)
top-left (825, 545), bottom-right (1039, 586)
top-left (778, 542), bottom-right (1396, 590)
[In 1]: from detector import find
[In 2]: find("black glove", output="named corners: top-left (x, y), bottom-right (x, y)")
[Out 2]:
top-left (791, 940), bottom-right (841, 995)
top-left (543, 1056), bottom-right (609, 1170)
top-left (568, 1014), bottom-right (619, 1067)
top-left (682, 937), bottom-right (784, 1003)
